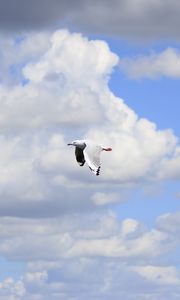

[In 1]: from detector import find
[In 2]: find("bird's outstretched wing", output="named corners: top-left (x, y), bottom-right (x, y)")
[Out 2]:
top-left (83, 143), bottom-right (102, 175)
top-left (75, 147), bottom-right (85, 166)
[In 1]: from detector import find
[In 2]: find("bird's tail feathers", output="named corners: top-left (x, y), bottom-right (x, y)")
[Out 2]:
top-left (89, 166), bottom-right (101, 176)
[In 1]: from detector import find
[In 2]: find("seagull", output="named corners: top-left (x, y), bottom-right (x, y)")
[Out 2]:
top-left (67, 139), bottom-right (112, 176)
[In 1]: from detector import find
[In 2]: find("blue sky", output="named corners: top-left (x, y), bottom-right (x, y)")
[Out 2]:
top-left (0, 1), bottom-right (180, 299)
top-left (107, 39), bottom-right (180, 134)
top-left (111, 67), bottom-right (180, 135)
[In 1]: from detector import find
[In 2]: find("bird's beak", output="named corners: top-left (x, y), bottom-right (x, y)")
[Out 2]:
top-left (67, 143), bottom-right (73, 146)
top-left (103, 147), bottom-right (112, 151)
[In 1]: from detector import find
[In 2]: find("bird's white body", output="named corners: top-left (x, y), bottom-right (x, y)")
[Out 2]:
top-left (67, 139), bottom-right (112, 176)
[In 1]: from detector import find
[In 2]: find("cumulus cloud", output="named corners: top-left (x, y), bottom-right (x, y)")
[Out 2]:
top-left (0, 29), bottom-right (179, 219)
top-left (0, 30), bottom-right (118, 131)
top-left (0, 212), bottom-right (174, 262)
top-left (120, 48), bottom-right (180, 79)
top-left (157, 147), bottom-right (180, 180)
top-left (0, 211), bottom-right (179, 299)
top-left (0, 32), bottom-right (50, 85)
top-left (1, 0), bottom-right (180, 41)
top-left (0, 212), bottom-right (173, 261)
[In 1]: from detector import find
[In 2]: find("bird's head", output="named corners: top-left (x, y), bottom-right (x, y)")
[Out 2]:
top-left (67, 141), bottom-right (77, 146)
top-left (67, 140), bottom-right (86, 148)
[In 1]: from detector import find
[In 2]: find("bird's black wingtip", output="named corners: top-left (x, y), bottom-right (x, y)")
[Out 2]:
top-left (96, 166), bottom-right (101, 176)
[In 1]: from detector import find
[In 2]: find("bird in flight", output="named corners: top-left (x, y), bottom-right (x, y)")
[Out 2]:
top-left (67, 139), bottom-right (112, 176)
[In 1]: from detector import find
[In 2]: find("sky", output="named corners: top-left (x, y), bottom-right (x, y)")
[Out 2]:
top-left (0, 0), bottom-right (180, 299)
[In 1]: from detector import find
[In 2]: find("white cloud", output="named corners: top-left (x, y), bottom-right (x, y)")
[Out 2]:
top-left (120, 48), bottom-right (180, 79)
top-left (0, 211), bottom-right (179, 299)
top-left (0, 277), bottom-right (25, 299)
top-left (157, 147), bottom-right (180, 180)
top-left (0, 30), bottom-right (118, 132)
top-left (86, 108), bottom-right (178, 182)
top-left (23, 30), bottom-right (118, 85)
top-left (66, 229), bottom-right (170, 259)
top-left (0, 32), bottom-right (50, 86)
top-left (0, 29), bottom-right (179, 219)
top-left (0, 213), bottom-right (170, 261)
top-left (120, 218), bottom-right (145, 239)
top-left (132, 265), bottom-right (180, 285)
top-left (91, 192), bottom-right (120, 205)
top-left (24, 271), bottom-right (48, 287)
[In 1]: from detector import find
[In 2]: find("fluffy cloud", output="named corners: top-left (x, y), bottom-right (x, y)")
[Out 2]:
top-left (120, 48), bottom-right (180, 79)
top-left (0, 32), bottom-right (50, 85)
top-left (0, 212), bottom-right (173, 261)
top-left (0, 30), bottom-right (118, 131)
top-left (0, 277), bottom-right (25, 299)
top-left (0, 29), bottom-right (179, 219)
top-left (0, 211), bottom-right (179, 299)
top-left (157, 147), bottom-right (180, 180)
